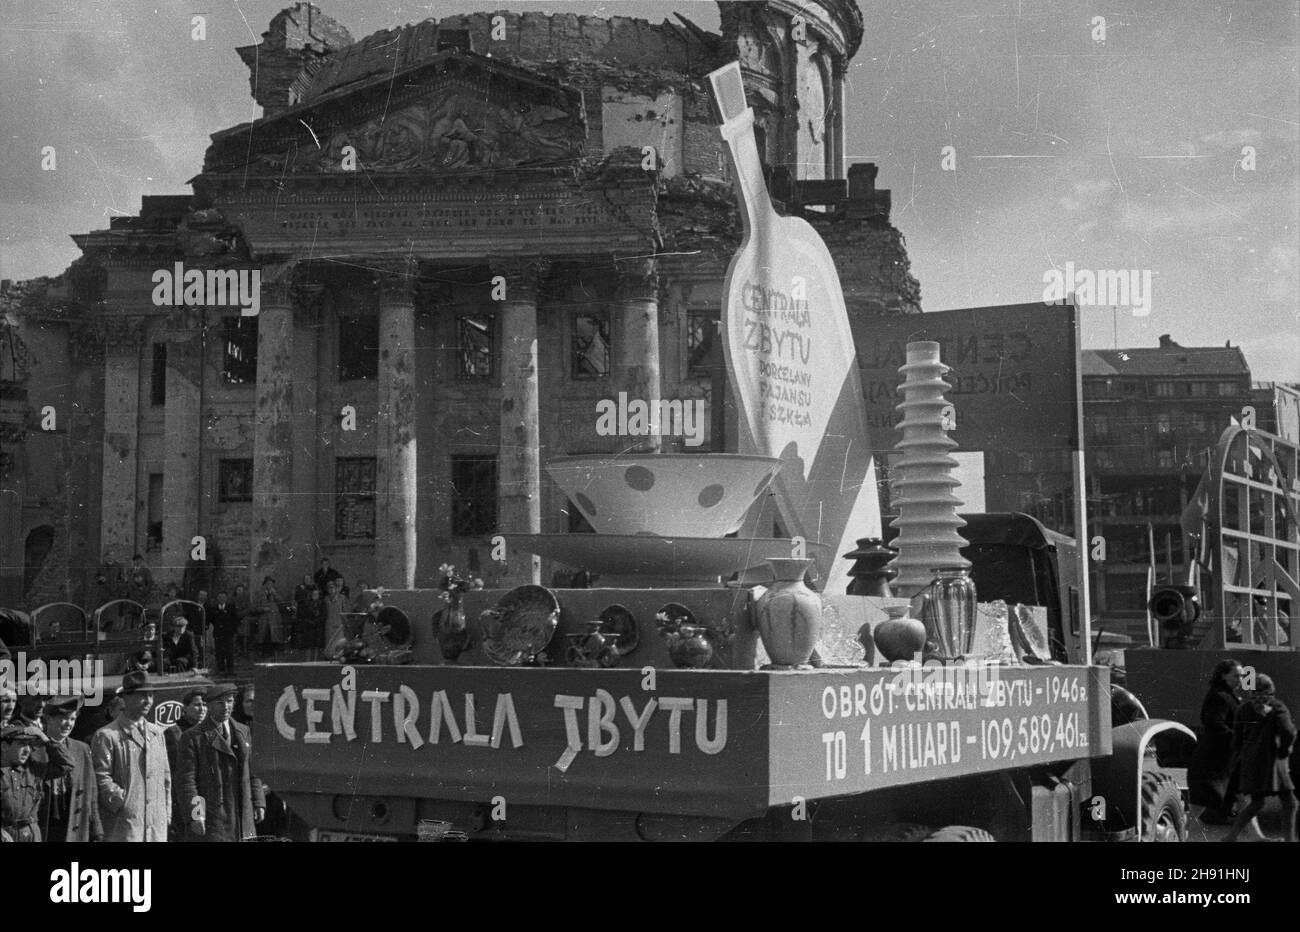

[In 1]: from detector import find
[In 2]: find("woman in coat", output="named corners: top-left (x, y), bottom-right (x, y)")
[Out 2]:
top-left (1189, 659), bottom-right (1243, 823)
top-left (1224, 673), bottom-right (1297, 843)
top-left (35, 697), bottom-right (102, 842)
top-left (177, 684), bottom-right (265, 842)
top-left (253, 577), bottom-right (286, 658)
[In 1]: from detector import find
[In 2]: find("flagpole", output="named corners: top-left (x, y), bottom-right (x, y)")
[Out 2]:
top-left (1067, 298), bottom-right (1093, 664)
top-left (1147, 521), bottom-right (1158, 647)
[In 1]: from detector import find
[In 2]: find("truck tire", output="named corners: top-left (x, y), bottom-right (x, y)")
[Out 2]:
top-left (922, 825), bottom-right (996, 842)
top-left (1141, 770), bottom-right (1186, 842)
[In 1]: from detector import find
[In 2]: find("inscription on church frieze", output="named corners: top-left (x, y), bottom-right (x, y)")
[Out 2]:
top-left (223, 193), bottom-right (650, 254)
top-left (274, 200), bottom-right (612, 236)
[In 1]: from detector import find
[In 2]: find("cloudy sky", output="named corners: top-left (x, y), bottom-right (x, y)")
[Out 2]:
top-left (2, 0), bottom-right (1296, 379)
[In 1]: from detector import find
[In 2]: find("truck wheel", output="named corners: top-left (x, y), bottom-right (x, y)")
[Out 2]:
top-left (922, 825), bottom-right (996, 842)
top-left (1141, 770), bottom-right (1186, 842)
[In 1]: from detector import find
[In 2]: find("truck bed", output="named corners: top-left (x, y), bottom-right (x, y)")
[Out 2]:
top-left (255, 662), bottom-right (1110, 821)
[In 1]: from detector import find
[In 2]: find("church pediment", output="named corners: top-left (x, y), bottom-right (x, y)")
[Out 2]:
top-left (202, 51), bottom-right (585, 177)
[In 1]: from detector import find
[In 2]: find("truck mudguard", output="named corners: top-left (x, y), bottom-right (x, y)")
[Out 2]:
top-left (1090, 719), bottom-right (1196, 835)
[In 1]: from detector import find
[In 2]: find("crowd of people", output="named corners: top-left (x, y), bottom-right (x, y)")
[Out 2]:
top-left (0, 552), bottom-right (392, 843)
top-left (1189, 659), bottom-right (1298, 842)
top-left (2, 672), bottom-right (267, 843)
top-left (99, 554), bottom-right (376, 675)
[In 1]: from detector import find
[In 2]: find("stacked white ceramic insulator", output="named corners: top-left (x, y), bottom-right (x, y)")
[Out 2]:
top-left (888, 341), bottom-right (970, 598)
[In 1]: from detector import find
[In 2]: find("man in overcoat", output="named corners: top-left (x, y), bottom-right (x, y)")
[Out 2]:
top-left (177, 683), bottom-right (265, 842)
top-left (91, 671), bottom-right (172, 841)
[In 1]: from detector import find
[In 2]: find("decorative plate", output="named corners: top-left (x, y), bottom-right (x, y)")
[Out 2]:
top-left (482, 585), bottom-right (560, 666)
top-left (655, 602), bottom-right (697, 632)
top-left (598, 603), bottom-right (640, 656)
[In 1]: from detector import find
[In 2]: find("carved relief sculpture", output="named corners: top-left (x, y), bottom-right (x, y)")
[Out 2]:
top-left (314, 94), bottom-right (580, 173)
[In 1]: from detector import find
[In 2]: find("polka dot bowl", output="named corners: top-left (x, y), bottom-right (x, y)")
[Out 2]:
top-left (545, 453), bottom-right (783, 538)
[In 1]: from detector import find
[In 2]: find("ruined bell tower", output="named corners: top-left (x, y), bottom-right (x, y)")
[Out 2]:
top-left (720, 0), bottom-right (863, 181)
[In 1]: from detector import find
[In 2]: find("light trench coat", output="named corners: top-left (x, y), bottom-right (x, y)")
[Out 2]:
top-left (91, 713), bottom-right (172, 842)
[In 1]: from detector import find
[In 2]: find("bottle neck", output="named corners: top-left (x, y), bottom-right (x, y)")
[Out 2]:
top-left (721, 110), bottom-right (774, 232)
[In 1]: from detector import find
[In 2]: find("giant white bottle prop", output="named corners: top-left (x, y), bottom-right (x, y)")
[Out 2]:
top-left (710, 62), bottom-right (883, 595)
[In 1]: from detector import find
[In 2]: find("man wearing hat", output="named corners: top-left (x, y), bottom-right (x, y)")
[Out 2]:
top-left (90, 671), bottom-right (172, 842)
top-left (33, 696), bottom-right (102, 842)
top-left (2, 721), bottom-right (73, 842)
top-left (178, 683), bottom-right (265, 842)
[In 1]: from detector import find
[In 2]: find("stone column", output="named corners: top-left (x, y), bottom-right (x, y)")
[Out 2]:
top-left (491, 257), bottom-right (549, 584)
top-left (612, 257), bottom-right (661, 451)
top-left (160, 311), bottom-right (203, 583)
top-left (100, 318), bottom-right (144, 566)
top-left (289, 283), bottom-right (322, 584)
top-left (831, 59), bottom-right (846, 179)
top-left (375, 261), bottom-right (419, 589)
top-left (250, 266), bottom-right (296, 592)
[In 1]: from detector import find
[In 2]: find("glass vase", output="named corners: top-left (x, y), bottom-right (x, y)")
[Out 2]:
top-left (923, 566), bottom-right (977, 661)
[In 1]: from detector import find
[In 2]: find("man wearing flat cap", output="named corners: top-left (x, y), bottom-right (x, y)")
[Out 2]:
top-left (178, 683), bottom-right (265, 842)
top-left (91, 671), bottom-right (172, 841)
top-left (32, 696), bottom-right (102, 842)
top-left (2, 720), bottom-right (73, 842)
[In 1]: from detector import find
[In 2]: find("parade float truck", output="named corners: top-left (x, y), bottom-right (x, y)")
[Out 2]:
top-left (253, 510), bottom-right (1193, 843)
top-left (251, 62), bottom-right (1193, 842)
top-left (1122, 414), bottom-right (1300, 757)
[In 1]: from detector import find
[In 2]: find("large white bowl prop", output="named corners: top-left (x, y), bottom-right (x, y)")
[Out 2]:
top-left (887, 341), bottom-right (970, 597)
top-left (710, 61), bottom-right (883, 594)
top-left (545, 453), bottom-right (781, 538)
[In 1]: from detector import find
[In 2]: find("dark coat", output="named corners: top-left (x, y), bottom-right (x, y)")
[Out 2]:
top-left (294, 599), bottom-right (324, 649)
top-left (164, 720), bottom-right (201, 780)
top-left (33, 738), bottom-right (101, 842)
top-left (314, 567), bottom-right (342, 595)
top-left (177, 718), bottom-right (265, 842)
top-left (208, 602), bottom-right (240, 641)
top-left (1232, 696), bottom-right (1296, 796)
top-left (163, 631), bottom-right (198, 671)
top-left (6, 738), bottom-right (73, 840)
top-left (231, 592), bottom-right (252, 637)
top-left (1189, 685), bottom-right (1239, 808)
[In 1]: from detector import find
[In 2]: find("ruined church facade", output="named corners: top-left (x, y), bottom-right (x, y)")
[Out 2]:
top-left (1, 1), bottom-right (920, 606)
